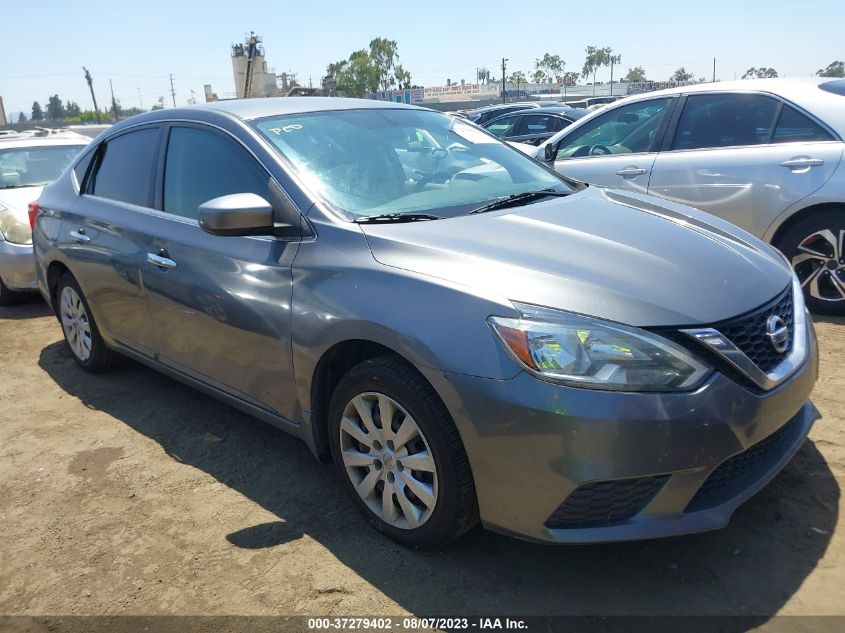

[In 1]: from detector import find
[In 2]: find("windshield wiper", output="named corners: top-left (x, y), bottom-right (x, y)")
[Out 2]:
top-left (355, 213), bottom-right (442, 224)
top-left (467, 189), bottom-right (571, 215)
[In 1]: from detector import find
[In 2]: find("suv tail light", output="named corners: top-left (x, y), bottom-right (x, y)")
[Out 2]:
top-left (27, 201), bottom-right (40, 230)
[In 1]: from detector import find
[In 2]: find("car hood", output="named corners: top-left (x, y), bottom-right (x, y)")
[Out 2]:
top-left (0, 186), bottom-right (44, 221)
top-left (359, 187), bottom-right (792, 327)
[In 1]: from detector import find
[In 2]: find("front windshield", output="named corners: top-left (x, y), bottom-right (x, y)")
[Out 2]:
top-left (254, 108), bottom-right (569, 219)
top-left (0, 145), bottom-right (85, 188)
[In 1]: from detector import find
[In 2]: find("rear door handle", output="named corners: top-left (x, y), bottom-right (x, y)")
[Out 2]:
top-left (780, 157), bottom-right (824, 170)
top-left (69, 229), bottom-right (90, 244)
top-left (616, 166), bottom-right (647, 178)
top-left (146, 253), bottom-right (177, 269)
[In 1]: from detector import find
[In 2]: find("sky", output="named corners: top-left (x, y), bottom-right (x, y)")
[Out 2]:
top-left (2, 0), bottom-right (843, 120)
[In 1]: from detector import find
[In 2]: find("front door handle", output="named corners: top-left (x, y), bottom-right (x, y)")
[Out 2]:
top-left (780, 157), bottom-right (824, 170)
top-left (146, 252), bottom-right (177, 269)
top-left (69, 229), bottom-right (90, 244)
top-left (616, 166), bottom-right (647, 178)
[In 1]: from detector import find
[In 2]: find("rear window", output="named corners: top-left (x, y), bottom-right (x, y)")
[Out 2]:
top-left (819, 79), bottom-right (845, 96)
top-left (0, 145), bottom-right (85, 188)
top-left (773, 105), bottom-right (833, 143)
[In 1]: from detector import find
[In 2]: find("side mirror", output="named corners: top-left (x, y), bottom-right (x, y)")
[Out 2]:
top-left (198, 193), bottom-right (277, 237)
top-left (543, 143), bottom-right (556, 162)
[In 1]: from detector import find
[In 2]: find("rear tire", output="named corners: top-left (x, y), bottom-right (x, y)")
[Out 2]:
top-left (778, 210), bottom-right (845, 316)
top-left (327, 356), bottom-right (478, 548)
top-left (56, 273), bottom-right (121, 372)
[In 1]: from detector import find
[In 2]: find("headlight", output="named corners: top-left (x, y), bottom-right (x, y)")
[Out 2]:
top-left (489, 303), bottom-right (711, 391)
top-left (0, 207), bottom-right (32, 245)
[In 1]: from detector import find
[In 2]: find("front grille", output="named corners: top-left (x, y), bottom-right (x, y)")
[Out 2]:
top-left (717, 288), bottom-right (794, 373)
top-left (685, 416), bottom-right (803, 513)
top-left (545, 475), bottom-right (669, 529)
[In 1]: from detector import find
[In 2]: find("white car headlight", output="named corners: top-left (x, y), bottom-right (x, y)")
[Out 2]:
top-left (489, 303), bottom-right (711, 391)
top-left (0, 207), bottom-right (32, 245)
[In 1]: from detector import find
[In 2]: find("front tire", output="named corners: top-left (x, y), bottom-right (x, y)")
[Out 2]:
top-left (328, 356), bottom-right (478, 548)
top-left (778, 210), bottom-right (845, 316)
top-left (56, 273), bottom-right (121, 372)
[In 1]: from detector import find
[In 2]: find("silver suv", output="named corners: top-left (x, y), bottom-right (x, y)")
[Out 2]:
top-left (526, 78), bottom-right (845, 314)
top-left (32, 99), bottom-right (818, 547)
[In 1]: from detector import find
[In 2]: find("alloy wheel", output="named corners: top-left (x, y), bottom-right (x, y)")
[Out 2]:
top-left (60, 286), bottom-right (93, 361)
top-left (791, 228), bottom-right (845, 302)
top-left (339, 392), bottom-right (438, 530)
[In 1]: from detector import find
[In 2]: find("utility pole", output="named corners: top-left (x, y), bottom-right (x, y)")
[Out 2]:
top-left (501, 58), bottom-right (508, 103)
top-left (609, 54), bottom-right (621, 96)
top-left (713, 58), bottom-right (716, 83)
top-left (83, 67), bottom-right (101, 124)
top-left (109, 78), bottom-right (119, 121)
top-left (169, 74), bottom-right (176, 107)
top-left (137, 86), bottom-right (143, 109)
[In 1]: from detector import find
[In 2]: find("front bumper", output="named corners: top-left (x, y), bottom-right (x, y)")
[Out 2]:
top-left (422, 321), bottom-right (820, 543)
top-left (0, 238), bottom-right (37, 291)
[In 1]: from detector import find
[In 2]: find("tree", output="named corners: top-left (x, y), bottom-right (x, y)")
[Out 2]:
top-left (582, 46), bottom-right (612, 94)
top-left (817, 61), bottom-right (844, 78)
top-left (477, 67), bottom-right (491, 83)
top-left (334, 49), bottom-right (377, 97)
top-left (110, 94), bottom-right (122, 120)
top-left (151, 96), bottom-right (165, 111)
top-left (625, 66), bottom-right (647, 82)
top-left (31, 101), bottom-right (44, 121)
top-left (531, 69), bottom-right (545, 84)
top-left (671, 67), bottom-right (694, 82)
top-left (742, 67), bottom-right (778, 79)
top-left (17, 112), bottom-right (27, 123)
top-left (394, 64), bottom-right (412, 90)
top-left (65, 101), bottom-right (81, 117)
top-left (535, 53), bottom-right (564, 93)
top-left (368, 37), bottom-right (401, 91)
top-left (46, 95), bottom-right (65, 120)
top-left (508, 70), bottom-right (527, 84)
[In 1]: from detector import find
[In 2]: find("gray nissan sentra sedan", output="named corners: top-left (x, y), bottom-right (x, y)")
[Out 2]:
top-left (31, 98), bottom-right (819, 547)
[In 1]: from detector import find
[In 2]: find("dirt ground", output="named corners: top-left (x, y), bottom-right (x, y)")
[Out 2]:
top-left (1, 296), bottom-right (844, 625)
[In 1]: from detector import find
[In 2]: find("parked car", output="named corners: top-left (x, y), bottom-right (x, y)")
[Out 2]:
top-left (466, 101), bottom-right (564, 125)
top-left (565, 96), bottom-right (623, 109)
top-left (483, 106), bottom-right (589, 145)
top-left (33, 98), bottom-right (818, 547)
top-left (520, 78), bottom-right (845, 314)
top-left (0, 135), bottom-right (88, 304)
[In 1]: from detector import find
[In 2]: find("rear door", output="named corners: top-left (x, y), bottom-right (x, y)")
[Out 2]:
top-left (141, 123), bottom-right (299, 418)
top-left (68, 125), bottom-right (163, 356)
top-left (549, 97), bottom-right (675, 193)
top-left (648, 92), bottom-right (844, 237)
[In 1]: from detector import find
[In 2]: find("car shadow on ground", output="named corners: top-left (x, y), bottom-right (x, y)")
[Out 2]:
top-left (38, 340), bottom-right (839, 626)
top-left (0, 295), bottom-right (52, 320)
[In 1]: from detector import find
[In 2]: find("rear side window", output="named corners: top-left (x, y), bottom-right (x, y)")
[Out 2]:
top-left (672, 94), bottom-right (778, 150)
top-left (73, 148), bottom-right (96, 188)
top-left (773, 105), bottom-right (833, 143)
top-left (518, 114), bottom-right (558, 135)
top-left (88, 128), bottom-right (159, 206)
top-left (163, 126), bottom-right (270, 219)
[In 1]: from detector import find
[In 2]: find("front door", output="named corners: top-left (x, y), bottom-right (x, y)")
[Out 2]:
top-left (549, 97), bottom-right (675, 194)
top-left (142, 124), bottom-right (299, 419)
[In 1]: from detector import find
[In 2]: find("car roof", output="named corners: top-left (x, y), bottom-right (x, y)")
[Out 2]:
top-left (484, 107), bottom-right (587, 125)
top-left (0, 136), bottom-right (90, 149)
top-left (197, 96), bottom-right (421, 120)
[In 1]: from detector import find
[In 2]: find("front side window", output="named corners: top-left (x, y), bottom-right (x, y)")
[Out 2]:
top-left (485, 115), bottom-right (519, 138)
top-left (0, 144), bottom-right (86, 189)
top-left (163, 127), bottom-right (270, 219)
top-left (88, 128), bottom-right (159, 206)
top-left (555, 98), bottom-right (671, 160)
top-left (254, 108), bottom-right (567, 220)
top-left (772, 105), bottom-right (834, 143)
top-left (671, 93), bottom-right (779, 150)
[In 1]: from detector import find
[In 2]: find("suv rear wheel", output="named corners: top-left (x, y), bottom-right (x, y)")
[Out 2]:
top-left (779, 210), bottom-right (845, 315)
top-left (327, 356), bottom-right (478, 547)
